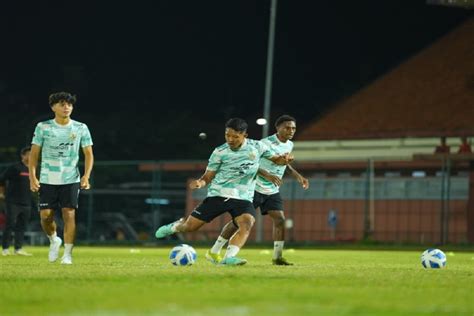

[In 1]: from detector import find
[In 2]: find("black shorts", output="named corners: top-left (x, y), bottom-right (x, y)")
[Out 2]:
top-left (253, 191), bottom-right (284, 215)
top-left (191, 196), bottom-right (256, 223)
top-left (39, 183), bottom-right (81, 210)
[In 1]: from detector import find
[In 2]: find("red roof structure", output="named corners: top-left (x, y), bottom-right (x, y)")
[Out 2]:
top-left (298, 18), bottom-right (474, 141)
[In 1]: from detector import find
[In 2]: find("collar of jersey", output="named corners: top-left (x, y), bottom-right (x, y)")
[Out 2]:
top-left (229, 138), bottom-right (247, 151)
top-left (273, 133), bottom-right (288, 144)
top-left (52, 119), bottom-right (72, 128)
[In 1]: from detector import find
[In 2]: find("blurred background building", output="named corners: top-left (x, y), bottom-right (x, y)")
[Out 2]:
top-left (0, 2), bottom-right (473, 245)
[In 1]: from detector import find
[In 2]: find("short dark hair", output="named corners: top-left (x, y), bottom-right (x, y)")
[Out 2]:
top-left (225, 118), bottom-right (248, 133)
top-left (20, 146), bottom-right (31, 156)
top-left (275, 115), bottom-right (296, 128)
top-left (49, 92), bottom-right (77, 107)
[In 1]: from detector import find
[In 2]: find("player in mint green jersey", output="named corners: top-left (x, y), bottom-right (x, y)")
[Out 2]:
top-left (155, 118), bottom-right (293, 265)
top-left (29, 92), bottom-right (94, 265)
top-left (207, 115), bottom-right (309, 265)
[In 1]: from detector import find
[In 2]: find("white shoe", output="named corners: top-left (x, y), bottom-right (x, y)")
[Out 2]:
top-left (49, 236), bottom-right (62, 262)
top-left (14, 249), bottom-right (33, 256)
top-left (2, 249), bottom-right (11, 256)
top-left (61, 254), bottom-right (72, 265)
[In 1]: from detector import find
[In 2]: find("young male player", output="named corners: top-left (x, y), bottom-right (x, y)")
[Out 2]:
top-left (206, 115), bottom-right (309, 265)
top-left (155, 118), bottom-right (293, 265)
top-left (29, 92), bottom-right (94, 264)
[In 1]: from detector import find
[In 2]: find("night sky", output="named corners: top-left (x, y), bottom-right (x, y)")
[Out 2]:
top-left (0, 1), bottom-right (471, 160)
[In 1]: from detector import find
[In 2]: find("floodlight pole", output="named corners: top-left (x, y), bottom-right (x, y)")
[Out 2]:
top-left (257, 0), bottom-right (278, 243)
top-left (262, 0), bottom-right (277, 139)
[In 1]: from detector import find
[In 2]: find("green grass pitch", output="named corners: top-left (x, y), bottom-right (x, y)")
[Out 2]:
top-left (1, 247), bottom-right (473, 315)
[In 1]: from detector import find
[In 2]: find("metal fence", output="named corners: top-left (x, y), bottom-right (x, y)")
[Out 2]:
top-left (187, 158), bottom-right (472, 245)
top-left (0, 158), bottom-right (471, 245)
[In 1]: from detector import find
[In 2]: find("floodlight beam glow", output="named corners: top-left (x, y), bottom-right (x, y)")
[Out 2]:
top-left (256, 118), bottom-right (267, 125)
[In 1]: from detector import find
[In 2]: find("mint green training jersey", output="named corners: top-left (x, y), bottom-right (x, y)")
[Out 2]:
top-left (255, 134), bottom-right (293, 195)
top-left (206, 138), bottom-right (275, 202)
top-left (31, 119), bottom-right (93, 185)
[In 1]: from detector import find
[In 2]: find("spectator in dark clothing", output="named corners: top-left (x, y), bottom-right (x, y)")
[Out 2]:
top-left (1, 146), bottom-right (34, 256)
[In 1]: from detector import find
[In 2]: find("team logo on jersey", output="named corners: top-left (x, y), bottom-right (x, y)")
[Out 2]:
top-left (70, 133), bottom-right (77, 141)
top-left (249, 152), bottom-right (256, 160)
top-left (235, 162), bottom-right (254, 175)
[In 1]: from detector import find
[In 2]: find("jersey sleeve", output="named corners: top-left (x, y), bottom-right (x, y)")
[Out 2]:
top-left (80, 125), bottom-right (93, 147)
top-left (31, 123), bottom-right (44, 147)
top-left (259, 140), bottom-right (275, 159)
top-left (288, 140), bottom-right (294, 152)
top-left (206, 149), bottom-right (222, 172)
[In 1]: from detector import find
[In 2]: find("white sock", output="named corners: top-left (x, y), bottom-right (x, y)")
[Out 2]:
top-left (170, 223), bottom-right (178, 233)
top-left (64, 244), bottom-right (74, 256)
top-left (211, 236), bottom-right (228, 254)
top-left (273, 241), bottom-right (284, 259)
top-left (224, 245), bottom-right (240, 259)
top-left (170, 218), bottom-right (184, 233)
top-left (48, 232), bottom-right (57, 243)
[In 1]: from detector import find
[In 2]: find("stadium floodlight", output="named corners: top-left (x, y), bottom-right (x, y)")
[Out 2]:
top-left (256, 118), bottom-right (267, 126)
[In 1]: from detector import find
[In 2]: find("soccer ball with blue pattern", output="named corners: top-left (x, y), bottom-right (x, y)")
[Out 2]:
top-left (169, 244), bottom-right (197, 266)
top-left (421, 248), bottom-right (447, 269)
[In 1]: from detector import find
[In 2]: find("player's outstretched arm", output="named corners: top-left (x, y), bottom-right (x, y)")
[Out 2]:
top-left (189, 170), bottom-right (216, 190)
top-left (269, 153), bottom-right (294, 166)
top-left (286, 164), bottom-right (309, 190)
top-left (258, 168), bottom-right (282, 186)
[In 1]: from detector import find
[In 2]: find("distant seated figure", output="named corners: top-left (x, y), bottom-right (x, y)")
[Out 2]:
top-left (457, 136), bottom-right (472, 154)
top-left (434, 137), bottom-right (450, 154)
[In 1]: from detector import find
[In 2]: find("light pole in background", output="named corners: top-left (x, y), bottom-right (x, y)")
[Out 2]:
top-left (256, 0), bottom-right (278, 242)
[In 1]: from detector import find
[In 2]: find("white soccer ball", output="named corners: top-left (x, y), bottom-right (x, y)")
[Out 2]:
top-left (421, 248), bottom-right (447, 269)
top-left (169, 244), bottom-right (197, 266)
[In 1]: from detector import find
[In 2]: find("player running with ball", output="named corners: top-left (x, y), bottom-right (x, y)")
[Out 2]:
top-left (206, 115), bottom-right (309, 265)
